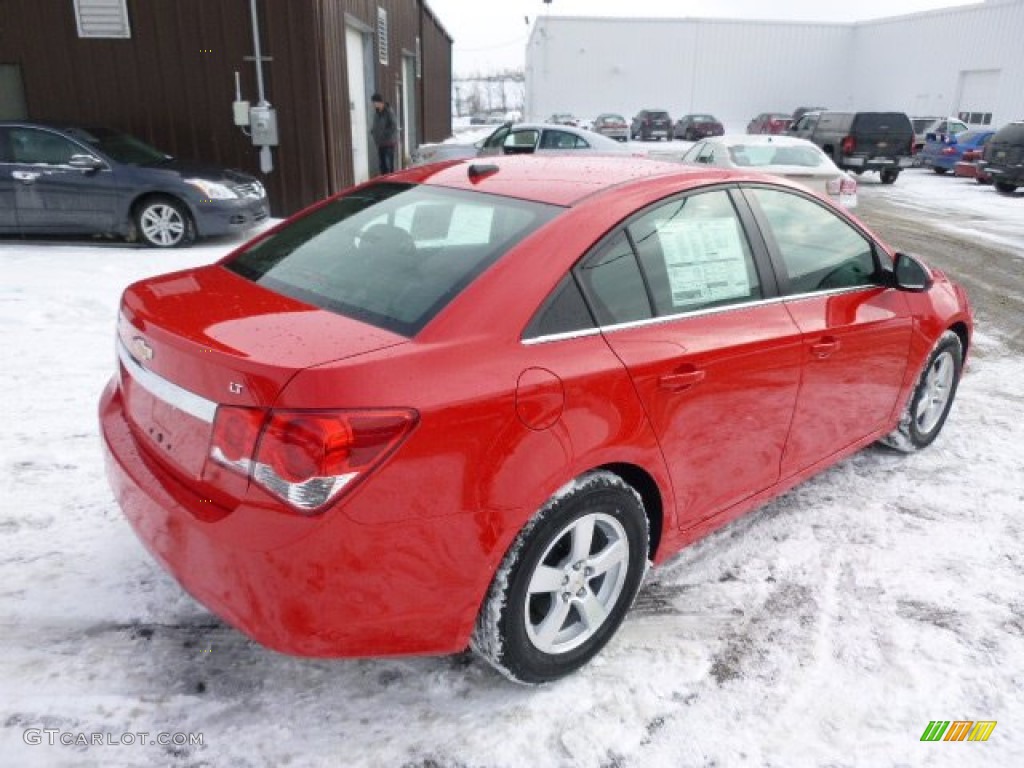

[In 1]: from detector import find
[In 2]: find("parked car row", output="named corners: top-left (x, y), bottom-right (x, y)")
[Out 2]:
top-left (907, 118), bottom-right (1023, 194)
top-left (628, 110), bottom-right (726, 141)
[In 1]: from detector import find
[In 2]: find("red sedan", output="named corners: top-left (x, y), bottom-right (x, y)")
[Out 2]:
top-left (953, 148), bottom-right (993, 184)
top-left (100, 156), bottom-right (972, 684)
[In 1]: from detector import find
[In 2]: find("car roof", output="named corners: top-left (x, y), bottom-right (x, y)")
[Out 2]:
top-left (396, 155), bottom-right (730, 207)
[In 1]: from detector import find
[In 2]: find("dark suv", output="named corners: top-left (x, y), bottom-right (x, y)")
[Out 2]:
top-left (789, 111), bottom-right (914, 184)
top-left (630, 110), bottom-right (672, 141)
top-left (979, 121), bottom-right (1024, 194)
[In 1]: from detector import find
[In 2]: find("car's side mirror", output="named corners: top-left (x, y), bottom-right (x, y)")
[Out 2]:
top-left (892, 252), bottom-right (933, 292)
top-left (69, 154), bottom-right (103, 171)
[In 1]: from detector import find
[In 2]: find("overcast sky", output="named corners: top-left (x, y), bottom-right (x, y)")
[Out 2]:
top-left (427, 0), bottom-right (983, 75)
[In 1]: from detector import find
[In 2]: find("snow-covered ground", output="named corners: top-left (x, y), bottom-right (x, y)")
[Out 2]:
top-left (867, 167), bottom-right (1024, 254)
top-left (1, 173), bottom-right (1022, 767)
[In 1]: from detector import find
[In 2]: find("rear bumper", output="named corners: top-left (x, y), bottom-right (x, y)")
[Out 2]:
top-left (99, 378), bottom-right (485, 658)
top-left (842, 156), bottom-right (913, 171)
top-left (979, 162), bottom-right (1024, 185)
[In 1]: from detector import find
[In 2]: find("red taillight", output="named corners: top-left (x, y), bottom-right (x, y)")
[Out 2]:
top-left (210, 406), bottom-right (265, 465)
top-left (209, 407), bottom-right (417, 513)
top-left (841, 136), bottom-right (856, 155)
top-left (826, 177), bottom-right (858, 197)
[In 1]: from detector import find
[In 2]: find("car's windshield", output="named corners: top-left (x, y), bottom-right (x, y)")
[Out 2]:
top-left (64, 127), bottom-right (171, 165)
top-left (225, 183), bottom-right (561, 337)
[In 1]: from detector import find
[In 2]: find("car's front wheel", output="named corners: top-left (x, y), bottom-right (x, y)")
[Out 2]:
top-left (995, 181), bottom-right (1018, 194)
top-left (471, 471), bottom-right (649, 684)
top-left (880, 330), bottom-right (963, 452)
top-left (880, 168), bottom-right (900, 184)
top-left (135, 197), bottom-right (195, 248)
top-left (933, 167), bottom-right (949, 175)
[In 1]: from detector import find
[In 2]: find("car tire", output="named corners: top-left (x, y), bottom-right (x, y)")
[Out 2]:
top-left (135, 197), bottom-right (196, 248)
top-left (470, 470), bottom-right (649, 684)
top-left (880, 169), bottom-right (900, 184)
top-left (995, 181), bottom-right (1018, 194)
top-left (976, 176), bottom-right (991, 185)
top-left (933, 167), bottom-right (949, 175)
top-left (879, 330), bottom-right (963, 452)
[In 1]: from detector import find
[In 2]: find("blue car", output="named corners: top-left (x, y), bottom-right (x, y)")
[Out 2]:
top-left (0, 122), bottom-right (268, 247)
top-left (919, 129), bottom-right (995, 175)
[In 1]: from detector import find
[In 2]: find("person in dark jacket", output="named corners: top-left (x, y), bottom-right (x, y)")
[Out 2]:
top-left (370, 92), bottom-right (398, 175)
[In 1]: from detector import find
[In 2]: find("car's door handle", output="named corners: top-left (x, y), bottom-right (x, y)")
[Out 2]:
top-left (12, 171), bottom-right (41, 183)
top-left (658, 369), bottom-right (706, 392)
top-left (810, 338), bottom-right (841, 359)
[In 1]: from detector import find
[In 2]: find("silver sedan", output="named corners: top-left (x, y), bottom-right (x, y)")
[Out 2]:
top-left (680, 135), bottom-right (858, 208)
top-left (412, 122), bottom-right (628, 166)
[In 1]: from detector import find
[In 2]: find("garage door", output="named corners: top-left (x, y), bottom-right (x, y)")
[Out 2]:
top-left (955, 69), bottom-right (1000, 127)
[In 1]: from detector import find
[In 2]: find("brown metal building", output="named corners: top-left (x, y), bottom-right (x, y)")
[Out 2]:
top-left (0, 0), bottom-right (452, 215)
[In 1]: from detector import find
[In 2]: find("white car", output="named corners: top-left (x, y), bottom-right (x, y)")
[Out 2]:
top-left (680, 134), bottom-right (858, 208)
top-left (412, 122), bottom-right (628, 166)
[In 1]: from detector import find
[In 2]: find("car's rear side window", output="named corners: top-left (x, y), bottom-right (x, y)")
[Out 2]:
top-left (629, 190), bottom-right (763, 314)
top-left (225, 183), bottom-right (561, 337)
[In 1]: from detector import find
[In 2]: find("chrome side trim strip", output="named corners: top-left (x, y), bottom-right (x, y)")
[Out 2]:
top-left (117, 340), bottom-right (218, 424)
top-left (522, 285), bottom-right (879, 345)
top-left (521, 327), bottom-right (604, 346)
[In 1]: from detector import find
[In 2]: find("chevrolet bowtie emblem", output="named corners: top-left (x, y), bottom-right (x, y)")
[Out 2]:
top-left (131, 336), bottom-right (154, 362)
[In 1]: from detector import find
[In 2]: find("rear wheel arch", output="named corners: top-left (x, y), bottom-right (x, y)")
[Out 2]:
top-left (599, 462), bottom-right (664, 560)
top-left (470, 468), bottom-right (651, 682)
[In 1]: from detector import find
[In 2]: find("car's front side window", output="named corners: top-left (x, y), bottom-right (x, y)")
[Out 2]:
top-left (9, 128), bottom-right (80, 166)
top-left (747, 187), bottom-right (878, 295)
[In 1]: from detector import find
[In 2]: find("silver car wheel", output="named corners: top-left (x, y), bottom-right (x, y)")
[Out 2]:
top-left (139, 202), bottom-right (186, 247)
top-left (915, 348), bottom-right (956, 434)
top-left (524, 512), bottom-right (629, 655)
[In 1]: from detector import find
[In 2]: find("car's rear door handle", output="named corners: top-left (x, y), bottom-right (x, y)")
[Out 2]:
top-left (810, 337), bottom-right (841, 359)
top-left (658, 369), bottom-right (706, 392)
top-left (12, 171), bottom-right (41, 183)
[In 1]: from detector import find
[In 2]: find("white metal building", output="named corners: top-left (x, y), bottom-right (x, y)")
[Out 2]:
top-left (525, 0), bottom-right (1024, 130)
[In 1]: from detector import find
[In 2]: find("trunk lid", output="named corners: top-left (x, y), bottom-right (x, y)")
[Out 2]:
top-left (116, 265), bottom-right (407, 482)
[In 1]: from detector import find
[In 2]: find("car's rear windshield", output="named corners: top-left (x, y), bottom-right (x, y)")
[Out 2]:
top-left (691, 115), bottom-right (717, 122)
top-left (958, 130), bottom-right (989, 144)
top-left (729, 144), bottom-right (826, 168)
top-left (224, 183), bottom-right (562, 337)
top-left (648, 112), bottom-right (670, 120)
top-left (851, 113), bottom-right (912, 133)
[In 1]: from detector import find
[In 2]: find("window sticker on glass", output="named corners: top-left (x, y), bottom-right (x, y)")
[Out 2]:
top-left (658, 218), bottom-right (752, 308)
